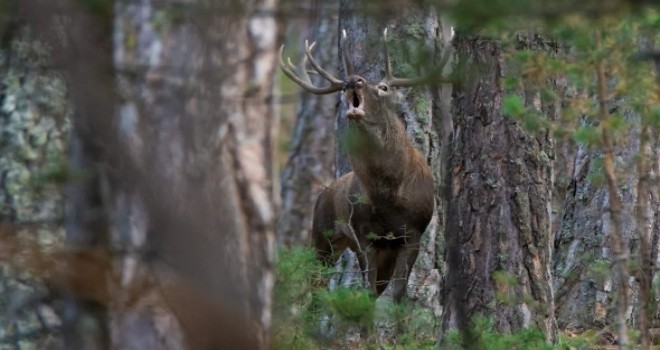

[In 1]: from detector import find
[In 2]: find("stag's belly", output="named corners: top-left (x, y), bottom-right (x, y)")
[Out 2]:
top-left (312, 171), bottom-right (432, 256)
top-left (343, 173), bottom-right (431, 247)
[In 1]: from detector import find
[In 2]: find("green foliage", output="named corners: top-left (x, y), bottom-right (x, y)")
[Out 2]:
top-left (322, 229), bottom-right (334, 238)
top-left (502, 94), bottom-right (525, 117)
top-left (322, 288), bottom-right (375, 326)
top-left (29, 158), bottom-right (89, 195)
top-left (502, 94), bottom-right (551, 133)
top-left (352, 193), bottom-right (370, 205)
top-left (273, 248), bottom-right (438, 348)
top-left (492, 7), bottom-right (660, 185)
top-left (150, 8), bottom-right (187, 32)
top-left (366, 232), bottom-right (379, 241)
top-left (587, 259), bottom-right (611, 285)
top-left (649, 105), bottom-right (660, 129)
top-left (585, 156), bottom-right (605, 186)
top-left (273, 248), bottom-right (604, 349)
top-left (273, 247), bottom-right (327, 349)
top-left (441, 317), bottom-right (559, 350)
top-left (341, 124), bottom-right (381, 157)
top-left (493, 271), bottom-right (519, 287)
top-left (334, 217), bottom-right (347, 226)
top-left (573, 125), bottom-right (601, 147)
top-left (380, 301), bottom-right (437, 349)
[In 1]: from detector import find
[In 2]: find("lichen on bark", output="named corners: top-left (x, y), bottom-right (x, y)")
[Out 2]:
top-left (0, 30), bottom-right (70, 349)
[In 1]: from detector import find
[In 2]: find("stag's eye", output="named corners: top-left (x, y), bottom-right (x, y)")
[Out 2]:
top-left (377, 83), bottom-right (388, 92)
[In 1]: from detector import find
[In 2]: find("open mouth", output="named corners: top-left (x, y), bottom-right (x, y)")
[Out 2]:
top-left (346, 89), bottom-right (365, 119)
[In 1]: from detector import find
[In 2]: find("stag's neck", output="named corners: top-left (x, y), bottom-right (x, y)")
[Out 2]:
top-left (349, 121), bottom-right (419, 203)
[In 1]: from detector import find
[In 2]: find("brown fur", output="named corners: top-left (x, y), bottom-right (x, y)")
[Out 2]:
top-left (311, 75), bottom-right (434, 301)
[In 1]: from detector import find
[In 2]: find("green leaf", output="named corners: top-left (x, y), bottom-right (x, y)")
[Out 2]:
top-left (322, 288), bottom-right (375, 324)
top-left (502, 94), bottom-right (526, 117)
top-left (573, 125), bottom-right (601, 146)
top-left (647, 106), bottom-right (660, 129)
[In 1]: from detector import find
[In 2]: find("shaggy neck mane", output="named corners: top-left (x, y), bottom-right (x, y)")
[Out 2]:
top-left (349, 113), bottom-right (422, 203)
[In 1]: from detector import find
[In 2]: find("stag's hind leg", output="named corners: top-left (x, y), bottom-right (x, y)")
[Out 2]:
top-left (312, 187), bottom-right (349, 265)
top-left (390, 230), bottom-right (422, 302)
top-left (375, 248), bottom-right (398, 296)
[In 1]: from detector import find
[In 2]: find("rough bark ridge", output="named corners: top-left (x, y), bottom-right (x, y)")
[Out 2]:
top-left (277, 3), bottom-right (337, 247)
top-left (442, 35), bottom-right (557, 341)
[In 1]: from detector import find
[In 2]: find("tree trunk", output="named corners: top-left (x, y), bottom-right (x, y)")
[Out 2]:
top-left (277, 2), bottom-right (337, 247)
top-left (553, 118), bottom-right (660, 333)
top-left (112, 1), bottom-right (278, 348)
top-left (19, 0), bottom-right (279, 348)
top-left (441, 35), bottom-right (557, 342)
top-left (0, 27), bottom-right (70, 349)
top-left (18, 1), bottom-right (118, 348)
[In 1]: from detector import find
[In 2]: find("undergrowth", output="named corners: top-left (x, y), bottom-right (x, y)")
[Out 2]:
top-left (273, 247), bottom-right (597, 349)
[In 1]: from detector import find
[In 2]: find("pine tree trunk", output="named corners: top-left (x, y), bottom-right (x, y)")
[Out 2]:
top-left (553, 119), bottom-right (660, 333)
top-left (0, 28), bottom-right (70, 349)
top-left (277, 3), bottom-right (337, 247)
top-left (20, 0), bottom-right (279, 348)
top-left (441, 35), bottom-right (557, 341)
top-left (112, 1), bottom-right (278, 348)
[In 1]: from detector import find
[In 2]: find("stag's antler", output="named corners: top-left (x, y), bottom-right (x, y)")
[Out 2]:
top-left (382, 28), bottom-right (452, 88)
top-left (279, 40), bottom-right (344, 95)
top-left (341, 30), bottom-right (354, 76)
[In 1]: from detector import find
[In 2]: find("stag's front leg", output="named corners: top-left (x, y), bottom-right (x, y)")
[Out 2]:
top-left (352, 229), bottom-right (378, 342)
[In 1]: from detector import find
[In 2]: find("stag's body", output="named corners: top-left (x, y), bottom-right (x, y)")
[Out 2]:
top-left (280, 31), bottom-right (436, 301)
top-left (312, 109), bottom-right (433, 299)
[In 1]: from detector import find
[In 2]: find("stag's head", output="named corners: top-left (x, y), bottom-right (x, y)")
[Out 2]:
top-left (282, 30), bottom-right (438, 138)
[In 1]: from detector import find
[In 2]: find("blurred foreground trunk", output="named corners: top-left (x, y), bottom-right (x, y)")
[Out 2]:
top-left (0, 27), bottom-right (70, 348)
top-left (18, 0), bottom-right (279, 348)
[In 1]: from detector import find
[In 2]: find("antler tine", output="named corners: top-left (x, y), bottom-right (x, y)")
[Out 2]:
top-left (279, 44), bottom-right (343, 95)
top-left (304, 40), bottom-right (343, 85)
top-left (382, 28), bottom-right (453, 88)
top-left (341, 30), bottom-right (354, 76)
top-left (384, 28), bottom-right (394, 81)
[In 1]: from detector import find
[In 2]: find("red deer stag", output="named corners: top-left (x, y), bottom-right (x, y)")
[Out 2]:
top-left (280, 30), bottom-right (437, 302)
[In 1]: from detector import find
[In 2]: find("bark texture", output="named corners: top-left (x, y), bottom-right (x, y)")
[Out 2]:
top-left (0, 29), bottom-right (69, 349)
top-left (277, 2), bottom-right (337, 247)
top-left (18, 0), bottom-right (279, 348)
top-left (441, 35), bottom-right (557, 341)
top-left (17, 1), bottom-right (117, 348)
top-left (112, 1), bottom-right (278, 348)
top-left (553, 124), bottom-right (660, 331)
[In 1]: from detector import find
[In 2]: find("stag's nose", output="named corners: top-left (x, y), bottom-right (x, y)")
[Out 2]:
top-left (346, 76), bottom-right (365, 90)
top-left (345, 76), bottom-right (365, 120)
